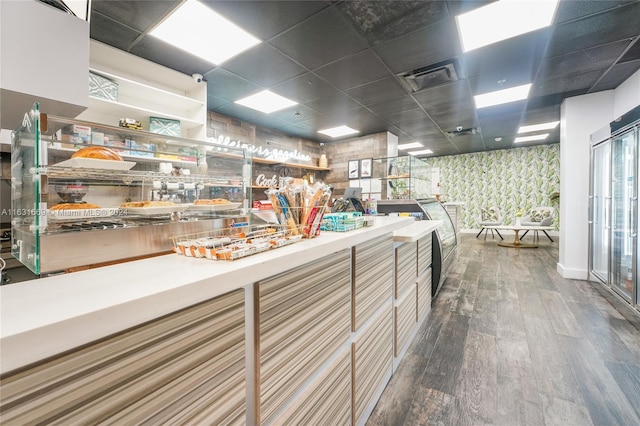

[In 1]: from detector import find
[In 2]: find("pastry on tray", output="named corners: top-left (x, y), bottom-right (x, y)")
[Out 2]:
top-left (50, 202), bottom-right (101, 210)
top-left (193, 198), bottom-right (231, 205)
top-left (120, 200), bottom-right (176, 208)
top-left (72, 146), bottom-right (123, 161)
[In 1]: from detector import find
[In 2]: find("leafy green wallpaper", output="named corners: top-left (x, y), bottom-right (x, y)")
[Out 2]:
top-left (425, 144), bottom-right (560, 229)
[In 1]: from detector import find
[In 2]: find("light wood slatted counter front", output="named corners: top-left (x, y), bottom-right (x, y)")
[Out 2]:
top-left (393, 222), bottom-right (441, 366)
top-left (0, 217), bottom-right (442, 425)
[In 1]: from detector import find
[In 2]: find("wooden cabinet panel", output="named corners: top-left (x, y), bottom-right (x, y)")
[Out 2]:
top-left (352, 304), bottom-right (393, 424)
top-left (395, 241), bottom-right (417, 298)
top-left (353, 234), bottom-right (394, 331)
top-left (417, 233), bottom-right (433, 275)
top-left (395, 287), bottom-right (417, 358)
top-left (417, 267), bottom-right (433, 321)
top-left (0, 290), bottom-right (246, 425)
top-left (257, 249), bottom-right (351, 423)
top-left (274, 349), bottom-right (351, 426)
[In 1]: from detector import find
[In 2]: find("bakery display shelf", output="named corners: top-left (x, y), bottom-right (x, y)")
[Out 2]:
top-left (121, 205), bottom-right (191, 216)
top-left (39, 166), bottom-right (244, 186)
top-left (171, 225), bottom-right (303, 261)
top-left (53, 158), bottom-right (137, 171)
top-left (47, 145), bottom-right (198, 165)
top-left (47, 142), bottom-right (251, 169)
top-left (11, 103), bottom-right (251, 275)
top-left (45, 218), bottom-right (129, 233)
top-left (47, 207), bottom-right (121, 222)
top-left (187, 202), bottom-right (242, 212)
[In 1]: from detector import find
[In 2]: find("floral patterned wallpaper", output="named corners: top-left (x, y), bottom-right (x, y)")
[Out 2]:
top-left (425, 144), bottom-right (560, 229)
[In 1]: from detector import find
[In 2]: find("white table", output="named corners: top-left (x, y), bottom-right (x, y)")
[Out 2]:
top-left (485, 225), bottom-right (555, 248)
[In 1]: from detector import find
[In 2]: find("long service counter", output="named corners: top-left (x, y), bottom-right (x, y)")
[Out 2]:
top-left (0, 217), bottom-right (442, 425)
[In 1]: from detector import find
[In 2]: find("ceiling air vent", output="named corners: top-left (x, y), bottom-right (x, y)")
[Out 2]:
top-left (399, 60), bottom-right (459, 92)
top-left (446, 127), bottom-right (480, 138)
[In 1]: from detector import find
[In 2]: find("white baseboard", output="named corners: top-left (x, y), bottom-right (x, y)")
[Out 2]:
top-left (556, 263), bottom-right (588, 280)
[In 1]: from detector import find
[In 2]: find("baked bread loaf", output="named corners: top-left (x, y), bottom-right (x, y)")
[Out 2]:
top-left (120, 200), bottom-right (176, 208)
top-left (50, 202), bottom-right (101, 210)
top-left (194, 198), bottom-right (231, 205)
top-left (120, 201), bottom-right (145, 208)
top-left (72, 146), bottom-right (123, 161)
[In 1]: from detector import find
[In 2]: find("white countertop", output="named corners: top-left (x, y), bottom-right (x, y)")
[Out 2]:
top-left (0, 216), bottom-right (416, 373)
top-left (393, 220), bottom-right (441, 242)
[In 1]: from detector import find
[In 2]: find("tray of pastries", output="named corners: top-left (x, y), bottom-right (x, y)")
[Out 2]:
top-left (120, 200), bottom-right (189, 216)
top-left (48, 203), bottom-right (120, 221)
top-left (187, 199), bottom-right (242, 212)
top-left (55, 146), bottom-right (135, 170)
top-left (173, 232), bottom-right (302, 261)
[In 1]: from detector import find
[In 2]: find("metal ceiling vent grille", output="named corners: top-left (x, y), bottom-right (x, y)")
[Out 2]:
top-left (399, 60), bottom-right (459, 92)
top-left (446, 127), bottom-right (480, 138)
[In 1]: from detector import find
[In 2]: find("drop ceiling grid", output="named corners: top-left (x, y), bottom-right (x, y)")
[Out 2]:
top-left (84, 0), bottom-right (640, 156)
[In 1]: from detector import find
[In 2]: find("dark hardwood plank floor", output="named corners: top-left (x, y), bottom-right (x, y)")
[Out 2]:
top-left (367, 233), bottom-right (640, 426)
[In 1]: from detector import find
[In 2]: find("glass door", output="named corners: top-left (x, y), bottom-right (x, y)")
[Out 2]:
top-left (610, 129), bottom-right (636, 301)
top-left (590, 141), bottom-right (610, 283)
top-left (637, 126), bottom-right (640, 309)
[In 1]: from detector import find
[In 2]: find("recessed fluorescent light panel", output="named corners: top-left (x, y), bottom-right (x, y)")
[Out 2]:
top-left (474, 83), bottom-right (532, 109)
top-left (398, 142), bottom-right (424, 150)
top-left (235, 90), bottom-right (298, 114)
top-left (318, 126), bottom-right (359, 138)
top-left (408, 149), bottom-right (433, 155)
top-left (514, 134), bottom-right (549, 143)
top-left (150, 0), bottom-right (261, 65)
top-left (518, 121), bottom-right (560, 133)
top-left (456, 0), bottom-right (559, 52)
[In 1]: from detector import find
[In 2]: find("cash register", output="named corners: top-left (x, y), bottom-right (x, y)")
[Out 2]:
top-left (331, 187), bottom-right (366, 213)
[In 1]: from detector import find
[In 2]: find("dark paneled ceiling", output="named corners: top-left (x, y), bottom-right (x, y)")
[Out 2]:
top-left (90, 0), bottom-right (640, 157)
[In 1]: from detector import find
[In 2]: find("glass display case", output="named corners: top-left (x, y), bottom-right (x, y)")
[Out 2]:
top-left (589, 103), bottom-right (640, 311)
top-left (11, 103), bottom-right (252, 274)
top-left (376, 198), bottom-right (457, 297)
top-left (371, 155), bottom-right (431, 199)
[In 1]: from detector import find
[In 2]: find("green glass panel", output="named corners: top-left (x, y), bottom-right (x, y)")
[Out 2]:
top-left (11, 102), bottom-right (41, 274)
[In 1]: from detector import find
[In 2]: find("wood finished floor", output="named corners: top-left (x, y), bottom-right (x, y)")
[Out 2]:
top-left (367, 233), bottom-right (640, 426)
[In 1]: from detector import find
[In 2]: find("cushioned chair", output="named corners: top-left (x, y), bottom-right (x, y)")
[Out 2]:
top-left (520, 206), bottom-right (554, 242)
top-left (476, 206), bottom-right (503, 240)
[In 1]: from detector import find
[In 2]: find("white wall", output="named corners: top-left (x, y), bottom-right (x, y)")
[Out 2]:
top-left (0, 0), bottom-right (89, 130)
top-left (559, 68), bottom-right (640, 279)
top-left (558, 92), bottom-right (614, 279)
top-left (614, 69), bottom-right (640, 118)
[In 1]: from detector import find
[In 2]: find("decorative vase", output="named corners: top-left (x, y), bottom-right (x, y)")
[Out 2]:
top-left (515, 217), bottom-right (521, 226)
top-left (319, 154), bottom-right (328, 168)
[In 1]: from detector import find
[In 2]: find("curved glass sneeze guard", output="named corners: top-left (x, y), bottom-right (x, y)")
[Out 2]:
top-left (420, 200), bottom-right (456, 258)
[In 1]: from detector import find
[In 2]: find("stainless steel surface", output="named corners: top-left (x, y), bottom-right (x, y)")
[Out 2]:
top-left (35, 217), bottom-right (243, 273)
top-left (589, 140), bottom-right (611, 286)
top-left (376, 198), bottom-right (428, 214)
